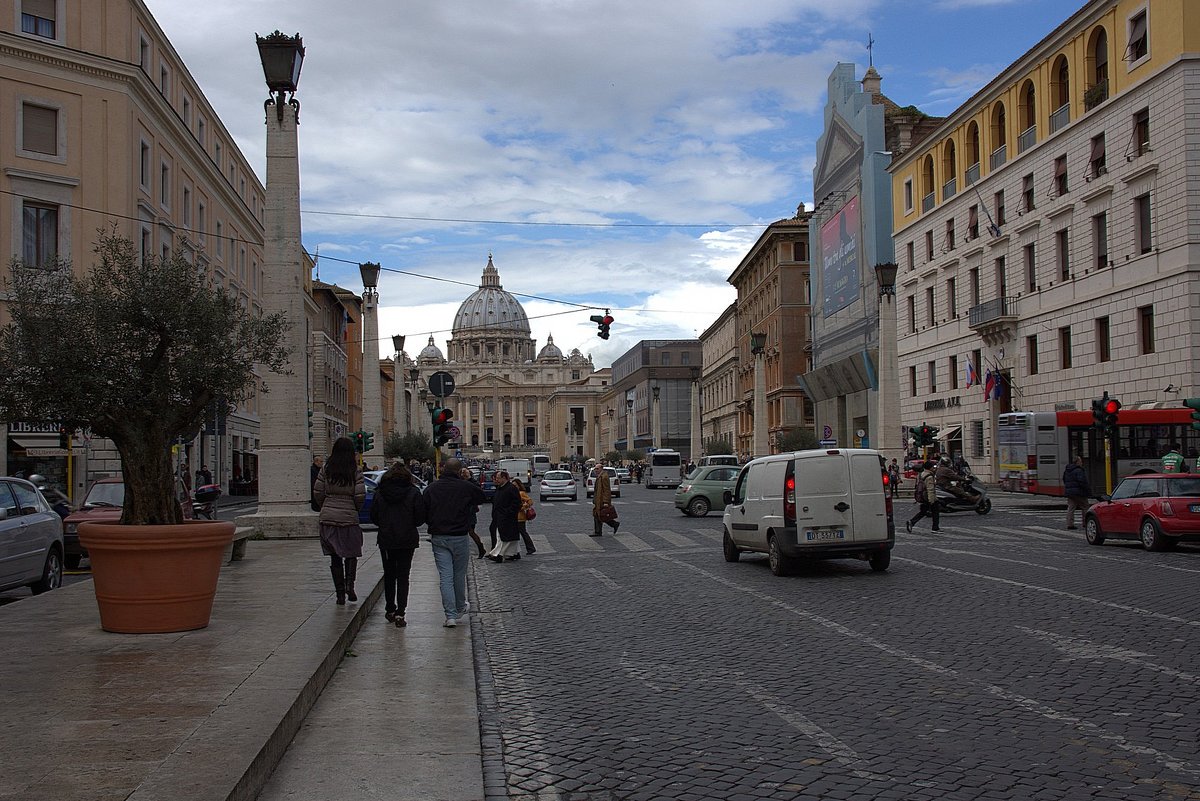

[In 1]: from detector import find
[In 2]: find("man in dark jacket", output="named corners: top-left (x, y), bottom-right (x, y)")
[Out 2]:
top-left (370, 464), bottom-right (426, 627)
top-left (422, 458), bottom-right (487, 628)
top-left (1062, 455), bottom-right (1092, 530)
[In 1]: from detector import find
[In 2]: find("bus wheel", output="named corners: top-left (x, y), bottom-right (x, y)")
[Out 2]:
top-left (1084, 515), bottom-right (1105, 546)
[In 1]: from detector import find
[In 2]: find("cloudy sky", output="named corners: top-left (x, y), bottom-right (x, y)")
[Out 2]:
top-left (150, 0), bottom-right (1084, 365)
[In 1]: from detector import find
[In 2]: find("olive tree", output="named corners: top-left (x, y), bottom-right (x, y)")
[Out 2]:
top-left (0, 231), bottom-right (289, 525)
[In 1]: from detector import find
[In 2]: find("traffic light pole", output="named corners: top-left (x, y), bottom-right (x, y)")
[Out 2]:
top-left (1103, 436), bottom-right (1113, 496)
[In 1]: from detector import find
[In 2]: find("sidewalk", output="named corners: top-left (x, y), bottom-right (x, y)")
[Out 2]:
top-left (0, 537), bottom-right (483, 801)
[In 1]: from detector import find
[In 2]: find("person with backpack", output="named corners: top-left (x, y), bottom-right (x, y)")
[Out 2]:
top-left (905, 461), bottom-right (940, 533)
top-left (370, 463), bottom-right (426, 627)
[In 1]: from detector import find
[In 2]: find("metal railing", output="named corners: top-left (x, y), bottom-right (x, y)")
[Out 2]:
top-left (1018, 124), bottom-right (1037, 153)
top-left (922, 191), bottom-right (935, 213)
top-left (1049, 103), bottom-right (1070, 134)
top-left (990, 144), bottom-right (1007, 171)
top-left (968, 296), bottom-right (1018, 328)
top-left (965, 162), bottom-right (980, 186)
top-left (942, 177), bottom-right (957, 200)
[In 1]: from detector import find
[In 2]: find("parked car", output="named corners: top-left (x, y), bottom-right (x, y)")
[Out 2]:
top-left (539, 470), bottom-right (578, 502)
top-left (360, 469), bottom-right (427, 524)
top-left (1083, 473), bottom-right (1200, 551)
top-left (585, 467), bottom-right (621, 499)
top-left (63, 477), bottom-right (191, 569)
top-left (614, 467), bottom-right (631, 484)
top-left (0, 476), bottom-right (65, 594)
top-left (674, 465), bottom-right (739, 517)
top-left (479, 469), bottom-right (498, 502)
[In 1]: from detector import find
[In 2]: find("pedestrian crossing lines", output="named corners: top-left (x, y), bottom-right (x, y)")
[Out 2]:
top-left (522, 526), bottom-right (718, 555)
top-left (902, 521), bottom-right (1084, 544)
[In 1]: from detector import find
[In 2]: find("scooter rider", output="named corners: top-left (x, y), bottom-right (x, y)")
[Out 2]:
top-left (935, 455), bottom-right (978, 502)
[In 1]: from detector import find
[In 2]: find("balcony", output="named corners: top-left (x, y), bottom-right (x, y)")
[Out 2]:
top-left (1049, 103), bottom-right (1070, 134)
top-left (990, 144), bottom-right (1007, 171)
top-left (922, 191), bottom-right (935, 213)
top-left (1083, 80), bottom-right (1108, 111)
top-left (965, 162), bottom-right (980, 186)
top-left (968, 296), bottom-right (1019, 346)
top-left (942, 177), bottom-right (957, 200)
top-left (1018, 124), bottom-right (1037, 154)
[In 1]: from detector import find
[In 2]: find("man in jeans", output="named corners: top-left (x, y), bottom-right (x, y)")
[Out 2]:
top-left (421, 458), bottom-right (487, 627)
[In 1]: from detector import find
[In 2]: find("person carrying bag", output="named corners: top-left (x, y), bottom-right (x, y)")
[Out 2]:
top-left (590, 465), bottom-right (621, 537)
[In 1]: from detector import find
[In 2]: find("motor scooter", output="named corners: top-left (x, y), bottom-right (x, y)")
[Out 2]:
top-left (192, 484), bottom-right (222, 520)
top-left (935, 468), bottom-right (992, 515)
top-left (28, 474), bottom-right (72, 519)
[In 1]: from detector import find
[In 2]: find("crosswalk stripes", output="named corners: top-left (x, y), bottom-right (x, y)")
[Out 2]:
top-left (650, 529), bottom-right (695, 547)
top-left (562, 532), bottom-right (604, 551)
top-left (613, 533), bottom-right (654, 551)
top-left (690, 528), bottom-right (724, 542)
top-left (528, 533), bottom-right (556, 554)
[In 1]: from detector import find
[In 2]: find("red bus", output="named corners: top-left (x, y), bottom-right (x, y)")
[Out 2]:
top-left (997, 406), bottom-right (1197, 496)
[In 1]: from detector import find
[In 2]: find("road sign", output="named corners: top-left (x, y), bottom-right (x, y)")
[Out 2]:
top-left (428, 371), bottom-right (456, 398)
top-left (822, 425), bottom-right (833, 440)
top-left (448, 425), bottom-right (461, 439)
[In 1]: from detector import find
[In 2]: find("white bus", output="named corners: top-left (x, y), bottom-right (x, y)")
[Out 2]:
top-left (532, 454), bottom-right (552, 478)
top-left (646, 449), bottom-right (683, 489)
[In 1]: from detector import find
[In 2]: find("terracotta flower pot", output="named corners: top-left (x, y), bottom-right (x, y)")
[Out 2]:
top-left (78, 520), bottom-right (235, 634)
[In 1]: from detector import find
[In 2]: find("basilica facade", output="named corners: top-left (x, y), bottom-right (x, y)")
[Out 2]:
top-left (401, 256), bottom-right (612, 461)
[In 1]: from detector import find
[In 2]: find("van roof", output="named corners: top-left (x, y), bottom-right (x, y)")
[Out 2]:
top-left (745, 447), bottom-right (881, 464)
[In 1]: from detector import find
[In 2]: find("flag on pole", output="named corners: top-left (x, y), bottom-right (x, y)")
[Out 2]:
top-left (984, 368), bottom-right (996, 400)
top-left (992, 370), bottom-right (1004, 400)
top-left (965, 358), bottom-right (977, 388)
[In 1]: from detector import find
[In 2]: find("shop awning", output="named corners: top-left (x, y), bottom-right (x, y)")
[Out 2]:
top-left (935, 425), bottom-right (962, 442)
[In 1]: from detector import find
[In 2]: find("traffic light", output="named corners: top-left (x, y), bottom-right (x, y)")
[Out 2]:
top-left (58, 426), bottom-right (70, 449)
top-left (1091, 395), bottom-right (1107, 431)
top-left (590, 310), bottom-right (613, 339)
top-left (913, 423), bottom-right (938, 447)
top-left (363, 432), bottom-right (374, 452)
top-left (1185, 398), bottom-right (1200, 431)
top-left (1102, 397), bottom-right (1122, 437)
top-left (353, 430), bottom-right (365, 452)
top-left (432, 407), bottom-right (453, 446)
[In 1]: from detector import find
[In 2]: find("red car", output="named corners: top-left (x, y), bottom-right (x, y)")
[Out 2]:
top-left (1083, 473), bottom-right (1200, 551)
top-left (63, 477), bottom-right (193, 568)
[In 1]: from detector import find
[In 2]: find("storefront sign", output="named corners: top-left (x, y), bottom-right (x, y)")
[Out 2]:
top-left (923, 396), bottom-right (962, 411)
top-left (26, 448), bottom-right (69, 456)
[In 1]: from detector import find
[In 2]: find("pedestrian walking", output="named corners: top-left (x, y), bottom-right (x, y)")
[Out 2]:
top-left (487, 471), bottom-right (522, 562)
top-left (887, 459), bottom-right (900, 497)
top-left (1062, 455), bottom-right (1092, 530)
top-left (421, 457), bottom-right (487, 627)
top-left (905, 461), bottom-right (940, 533)
top-left (196, 464), bottom-right (213, 488)
top-left (1161, 445), bottom-right (1186, 474)
top-left (590, 465), bottom-right (621, 537)
top-left (513, 478), bottom-right (536, 555)
top-left (370, 463), bottom-right (425, 627)
top-left (459, 467), bottom-right (487, 558)
top-left (312, 437), bottom-right (366, 605)
top-left (309, 456), bottom-right (323, 511)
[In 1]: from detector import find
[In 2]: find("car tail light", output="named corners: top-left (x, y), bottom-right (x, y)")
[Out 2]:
top-left (680, 484), bottom-right (692, 492)
top-left (1160, 501), bottom-right (1175, 516)
top-left (784, 474), bottom-right (796, 524)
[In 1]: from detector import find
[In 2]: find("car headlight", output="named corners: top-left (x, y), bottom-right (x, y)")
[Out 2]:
top-left (65, 522), bottom-right (77, 534)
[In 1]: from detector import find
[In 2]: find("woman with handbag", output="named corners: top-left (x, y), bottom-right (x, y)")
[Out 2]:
top-left (487, 471), bottom-right (522, 562)
top-left (590, 465), bottom-right (621, 537)
top-left (312, 436), bottom-right (366, 605)
top-left (513, 478), bottom-right (537, 555)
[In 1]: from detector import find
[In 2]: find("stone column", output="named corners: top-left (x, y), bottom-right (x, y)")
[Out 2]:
top-left (361, 288), bottom-right (383, 460)
top-left (690, 375), bottom-right (701, 462)
top-left (753, 352), bottom-right (768, 458)
top-left (511, 398), bottom-right (520, 447)
top-left (875, 290), bottom-right (901, 465)
top-left (240, 82), bottom-right (313, 537)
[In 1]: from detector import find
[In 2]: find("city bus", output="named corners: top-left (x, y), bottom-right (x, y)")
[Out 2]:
top-left (646, 449), bottom-right (683, 489)
top-left (997, 406), bottom-right (1198, 496)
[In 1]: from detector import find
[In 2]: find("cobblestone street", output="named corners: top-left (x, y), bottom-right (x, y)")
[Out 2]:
top-left (471, 483), bottom-right (1200, 801)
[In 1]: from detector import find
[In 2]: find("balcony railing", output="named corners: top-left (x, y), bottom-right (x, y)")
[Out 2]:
top-left (965, 162), bottom-right (980, 186)
top-left (1018, 124), bottom-right (1037, 154)
top-left (990, 144), bottom-right (1007, 171)
top-left (1083, 80), bottom-right (1108, 111)
top-left (969, 296), bottom-right (1018, 328)
top-left (922, 191), bottom-right (935, 213)
top-left (1049, 103), bottom-right (1070, 134)
top-left (942, 177), bottom-right (957, 200)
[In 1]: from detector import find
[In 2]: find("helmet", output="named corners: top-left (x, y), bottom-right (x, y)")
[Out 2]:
top-left (27, 474), bottom-right (46, 487)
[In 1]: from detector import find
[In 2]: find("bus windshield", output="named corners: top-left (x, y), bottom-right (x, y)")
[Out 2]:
top-left (651, 452), bottom-right (680, 466)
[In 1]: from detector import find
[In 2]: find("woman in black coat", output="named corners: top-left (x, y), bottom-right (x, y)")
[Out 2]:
top-left (487, 470), bottom-right (522, 562)
top-left (370, 463), bottom-right (426, 627)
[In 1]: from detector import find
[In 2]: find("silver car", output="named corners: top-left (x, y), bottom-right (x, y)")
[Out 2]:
top-left (539, 470), bottom-right (578, 502)
top-left (0, 477), bottom-right (64, 595)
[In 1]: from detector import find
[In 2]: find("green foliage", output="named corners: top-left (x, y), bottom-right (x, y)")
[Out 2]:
top-left (704, 437), bottom-right (734, 456)
top-left (776, 428), bottom-right (820, 453)
top-left (627, 449), bottom-right (644, 461)
top-left (386, 431), bottom-right (434, 463)
top-left (0, 230), bottom-right (290, 525)
top-left (604, 450), bottom-right (624, 464)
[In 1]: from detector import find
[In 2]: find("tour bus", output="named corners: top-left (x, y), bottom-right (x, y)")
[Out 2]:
top-left (997, 405), bottom-right (1197, 496)
top-left (646, 449), bottom-right (683, 489)
top-left (532, 454), bottom-right (552, 478)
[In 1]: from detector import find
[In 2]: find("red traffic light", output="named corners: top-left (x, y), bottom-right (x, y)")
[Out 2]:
top-left (602, 315), bottom-right (613, 325)
top-left (433, 408), bottom-right (453, 425)
top-left (1104, 399), bottom-right (1121, 414)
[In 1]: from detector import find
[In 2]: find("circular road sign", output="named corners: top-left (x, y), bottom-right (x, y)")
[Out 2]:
top-left (428, 371), bottom-right (456, 398)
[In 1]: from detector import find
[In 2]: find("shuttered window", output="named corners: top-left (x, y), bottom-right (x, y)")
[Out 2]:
top-left (22, 104), bottom-right (57, 155)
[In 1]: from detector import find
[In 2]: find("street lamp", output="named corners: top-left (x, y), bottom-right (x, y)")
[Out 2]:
top-left (241, 30), bottom-right (310, 535)
top-left (625, 396), bottom-right (634, 453)
top-left (750, 330), bottom-right (768, 457)
top-left (391, 335), bottom-right (407, 437)
top-left (359, 262), bottom-right (382, 459)
top-left (873, 261), bottom-right (898, 300)
top-left (874, 261), bottom-right (901, 464)
top-left (651, 385), bottom-right (661, 450)
top-left (689, 366), bottom-right (701, 463)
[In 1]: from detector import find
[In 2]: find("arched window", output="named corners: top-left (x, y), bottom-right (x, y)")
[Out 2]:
top-left (965, 122), bottom-right (981, 184)
top-left (1050, 55), bottom-right (1070, 133)
top-left (1085, 26), bottom-right (1109, 110)
top-left (1018, 80), bottom-right (1037, 152)
top-left (990, 103), bottom-right (1007, 169)
top-left (921, 154), bottom-right (935, 212)
top-left (941, 140), bottom-right (957, 198)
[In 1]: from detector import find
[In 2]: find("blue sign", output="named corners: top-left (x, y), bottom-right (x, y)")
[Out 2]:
top-left (455, 450), bottom-right (463, 459)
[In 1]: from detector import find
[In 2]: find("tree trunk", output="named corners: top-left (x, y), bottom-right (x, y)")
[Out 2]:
top-left (116, 432), bottom-right (184, 526)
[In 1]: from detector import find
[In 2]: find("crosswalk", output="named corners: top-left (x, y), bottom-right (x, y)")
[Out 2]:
top-left (901, 521), bottom-right (1087, 544)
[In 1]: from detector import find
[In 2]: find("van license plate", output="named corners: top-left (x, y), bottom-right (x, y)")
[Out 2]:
top-left (804, 529), bottom-right (845, 541)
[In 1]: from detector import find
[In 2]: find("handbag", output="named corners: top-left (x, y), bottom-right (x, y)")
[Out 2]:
top-left (524, 504), bottom-right (537, 521)
top-left (597, 502), bottom-right (618, 523)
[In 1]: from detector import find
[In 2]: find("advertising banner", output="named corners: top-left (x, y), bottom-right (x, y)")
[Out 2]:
top-left (820, 195), bottom-right (861, 318)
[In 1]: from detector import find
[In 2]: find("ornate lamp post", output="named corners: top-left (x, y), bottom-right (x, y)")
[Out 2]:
top-left (359, 262), bottom-right (382, 460)
top-left (750, 331), bottom-right (768, 458)
top-left (391, 335), bottom-right (407, 437)
top-left (689, 366), bottom-right (701, 462)
top-left (418, 387), bottom-right (430, 441)
top-left (651, 385), bottom-right (662, 450)
top-left (607, 407), bottom-right (615, 454)
top-left (625, 396), bottom-right (634, 453)
top-left (874, 261), bottom-right (900, 464)
top-left (243, 31), bottom-right (309, 536)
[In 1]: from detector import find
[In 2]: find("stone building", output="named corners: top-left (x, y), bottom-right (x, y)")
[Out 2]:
top-left (699, 302), bottom-right (739, 454)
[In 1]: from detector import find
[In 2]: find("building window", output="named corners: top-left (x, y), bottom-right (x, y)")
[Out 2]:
top-left (139, 34), bottom-right (150, 73)
top-left (160, 161), bottom-right (170, 208)
top-left (1024, 243), bottom-right (1036, 291)
top-left (661, 352), bottom-right (671, 366)
top-left (925, 230), bottom-right (933, 262)
top-left (139, 141), bottom-right (150, 189)
top-left (182, 95), bottom-right (191, 126)
top-left (906, 241), bottom-right (915, 270)
top-left (159, 63), bottom-right (169, 97)
top-left (198, 117), bottom-right (207, 147)
top-left (216, 221), bottom-right (223, 259)
top-left (1054, 154), bottom-right (1068, 196)
top-left (1139, 305), bottom-right (1154, 354)
top-left (1096, 316), bottom-right (1111, 362)
top-left (182, 186), bottom-right (191, 227)
top-left (1021, 173), bottom-right (1035, 213)
top-left (197, 201), bottom-right (206, 244)
top-left (994, 190), bottom-right (1005, 226)
top-left (1093, 211), bottom-right (1108, 268)
top-left (1027, 334), bottom-right (1039, 375)
top-left (950, 354), bottom-right (959, 390)
top-left (793, 241), bottom-right (808, 261)
top-left (1134, 193), bottom-right (1152, 254)
top-left (1059, 326), bottom-right (1072, 369)
top-left (21, 103), bottom-right (57, 156)
top-left (904, 178), bottom-right (913, 214)
top-left (21, 0), bottom-right (56, 38)
top-left (681, 352), bottom-right (691, 365)
top-left (1056, 229), bottom-right (1070, 281)
top-left (1089, 134), bottom-right (1106, 177)
top-left (1126, 8), bottom-right (1148, 63)
top-left (1133, 108), bottom-right (1150, 157)
top-left (944, 218), bottom-right (955, 251)
top-left (214, 141), bottom-right (222, 170)
top-left (140, 225), bottom-right (152, 264)
top-left (995, 255), bottom-right (1007, 298)
top-left (21, 201), bottom-right (57, 267)
top-left (971, 419), bottom-right (985, 458)
top-left (969, 268), bottom-right (980, 306)
top-left (947, 277), bottom-right (957, 318)
top-left (907, 295), bottom-right (915, 334)
top-left (968, 204), bottom-right (979, 239)
top-left (909, 366), bottom-right (917, 397)
top-left (928, 360), bottom-right (937, 393)
top-left (925, 286), bottom-right (935, 326)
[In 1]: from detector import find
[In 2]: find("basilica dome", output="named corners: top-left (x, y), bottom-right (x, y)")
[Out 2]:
top-left (452, 255), bottom-right (530, 336)
top-left (418, 334), bottom-right (444, 363)
top-left (536, 333), bottom-right (563, 362)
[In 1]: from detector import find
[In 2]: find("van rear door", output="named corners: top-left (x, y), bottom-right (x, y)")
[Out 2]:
top-left (848, 452), bottom-right (889, 543)
top-left (792, 453), bottom-right (852, 548)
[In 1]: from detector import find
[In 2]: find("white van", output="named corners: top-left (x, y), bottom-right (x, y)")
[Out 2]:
top-left (532, 454), bottom-right (552, 478)
top-left (698, 455), bottom-right (739, 468)
top-left (646, 449), bottom-right (683, 489)
top-left (721, 448), bottom-right (894, 575)
top-left (497, 458), bottom-right (533, 487)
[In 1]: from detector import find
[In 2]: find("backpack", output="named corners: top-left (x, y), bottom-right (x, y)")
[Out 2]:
top-left (922, 472), bottom-right (937, 504)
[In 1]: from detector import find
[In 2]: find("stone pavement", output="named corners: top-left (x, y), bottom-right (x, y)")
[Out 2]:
top-left (0, 538), bottom-right (483, 801)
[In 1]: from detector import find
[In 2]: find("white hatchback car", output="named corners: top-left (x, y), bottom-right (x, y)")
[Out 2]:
top-left (585, 467), bottom-right (622, 499)
top-left (0, 477), bottom-right (64, 595)
top-left (539, 470), bottom-right (578, 502)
